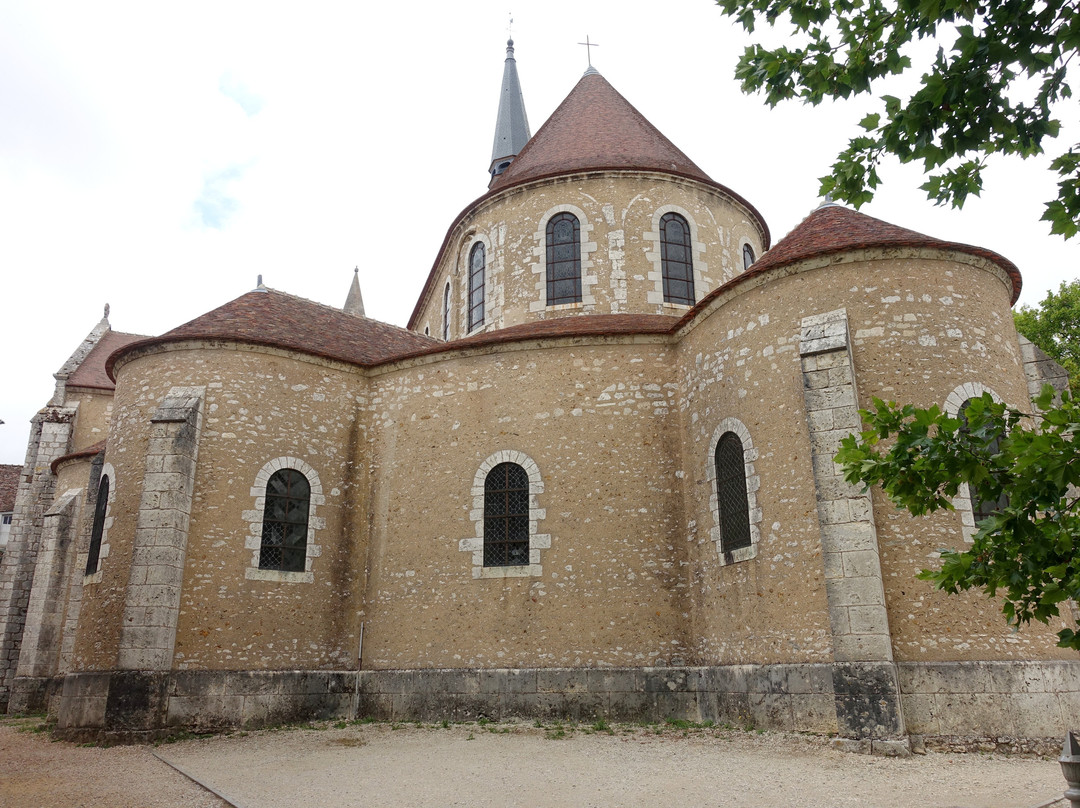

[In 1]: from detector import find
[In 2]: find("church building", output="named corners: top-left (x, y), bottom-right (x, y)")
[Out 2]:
top-left (1, 41), bottom-right (1076, 746)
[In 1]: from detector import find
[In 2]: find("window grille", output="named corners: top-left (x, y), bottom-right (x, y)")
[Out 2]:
top-left (743, 243), bottom-right (755, 270)
top-left (546, 213), bottom-right (582, 305)
top-left (85, 475), bottom-right (109, 575)
top-left (259, 469), bottom-right (310, 572)
top-left (715, 432), bottom-right (752, 554)
top-left (959, 399), bottom-right (1008, 523)
top-left (468, 242), bottom-right (485, 331)
top-left (660, 212), bottom-right (694, 305)
top-left (483, 462), bottom-right (530, 566)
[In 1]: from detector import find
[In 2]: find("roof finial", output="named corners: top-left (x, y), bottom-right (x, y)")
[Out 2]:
top-left (344, 266), bottom-right (366, 316)
top-left (578, 35), bottom-right (600, 74)
top-left (817, 192), bottom-right (839, 209)
top-left (103, 303), bottom-right (110, 320)
top-left (507, 12), bottom-right (513, 43)
top-left (254, 274), bottom-right (268, 292)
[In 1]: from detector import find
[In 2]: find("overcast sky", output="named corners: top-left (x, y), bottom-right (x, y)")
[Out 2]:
top-left (2, 1), bottom-right (1077, 464)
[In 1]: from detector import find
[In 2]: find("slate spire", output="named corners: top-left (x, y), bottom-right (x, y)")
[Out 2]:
top-left (489, 38), bottom-right (531, 183)
top-left (344, 267), bottom-right (365, 317)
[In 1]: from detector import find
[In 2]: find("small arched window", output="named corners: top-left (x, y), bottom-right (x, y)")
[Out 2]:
top-left (714, 432), bottom-right (752, 554)
top-left (660, 212), bottom-right (694, 305)
top-left (468, 242), bottom-right (485, 332)
top-left (442, 281), bottom-right (452, 341)
top-left (85, 474), bottom-right (109, 575)
top-left (743, 243), bottom-right (755, 270)
top-left (959, 399), bottom-right (1008, 523)
top-left (546, 213), bottom-right (581, 305)
top-left (259, 468), bottom-right (310, 572)
top-left (483, 462), bottom-right (530, 567)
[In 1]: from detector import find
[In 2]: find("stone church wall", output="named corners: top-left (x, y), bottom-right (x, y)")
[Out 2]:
top-left (416, 172), bottom-right (766, 338)
top-left (71, 346), bottom-right (371, 674)
top-left (361, 340), bottom-right (690, 670)
top-left (676, 267), bottom-right (835, 666)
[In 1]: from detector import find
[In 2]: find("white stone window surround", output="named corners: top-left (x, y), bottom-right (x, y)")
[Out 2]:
top-left (706, 418), bottom-right (762, 565)
top-left (739, 238), bottom-right (757, 272)
top-left (644, 204), bottom-right (708, 309)
top-left (243, 457), bottom-right (325, 584)
top-left (82, 462), bottom-right (115, 585)
top-left (464, 232), bottom-right (494, 336)
top-left (944, 382), bottom-right (1003, 543)
top-left (528, 204), bottom-right (598, 313)
top-left (459, 450), bottom-right (550, 579)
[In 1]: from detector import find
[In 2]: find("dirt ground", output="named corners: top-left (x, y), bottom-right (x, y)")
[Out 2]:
top-left (0, 716), bottom-right (1069, 808)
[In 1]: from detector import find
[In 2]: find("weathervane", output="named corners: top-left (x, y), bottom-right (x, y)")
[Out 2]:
top-left (578, 35), bottom-right (599, 67)
top-left (508, 12), bottom-right (513, 40)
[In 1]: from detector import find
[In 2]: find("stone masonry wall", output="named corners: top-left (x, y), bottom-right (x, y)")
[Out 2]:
top-left (0, 407), bottom-right (75, 710)
top-left (363, 340), bottom-right (691, 670)
top-left (116, 387), bottom-right (204, 671)
top-left (416, 172), bottom-right (766, 339)
top-left (71, 348), bottom-right (369, 673)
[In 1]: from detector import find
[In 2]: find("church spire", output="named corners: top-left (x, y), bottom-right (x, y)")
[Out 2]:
top-left (344, 267), bottom-right (365, 317)
top-left (489, 37), bottom-right (531, 183)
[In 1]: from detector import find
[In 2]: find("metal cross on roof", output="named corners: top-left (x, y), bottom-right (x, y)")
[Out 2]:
top-left (578, 35), bottom-right (599, 67)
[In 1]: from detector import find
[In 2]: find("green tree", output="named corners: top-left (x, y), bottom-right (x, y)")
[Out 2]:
top-left (835, 386), bottom-right (1080, 650)
top-left (716, 0), bottom-right (1080, 236)
top-left (1014, 279), bottom-right (1080, 395)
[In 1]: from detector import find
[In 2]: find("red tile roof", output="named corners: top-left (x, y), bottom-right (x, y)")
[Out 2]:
top-left (66, 331), bottom-right (147, 391)
top-left (50, 440), bottom-right (106, 475)
top-left (490, 71), bottom-right (712, 189)
top-left (744, 204), bottom-right (1022, 303)
top-left (407, 72), bottom-right (771, 330)
top-left (106, 289), bottom-right (440, 378)
top-left (0, 464), bottom-right (20, 512)
top-left (393, 313), bottom-right (678, 363)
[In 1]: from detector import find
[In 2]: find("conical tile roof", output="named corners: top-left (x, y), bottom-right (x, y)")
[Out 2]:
top-left (107, 289), bottom-right (438, 378)
top-left (489, 70), bottom-right (712, 189)
top-left (750, 204), bottom-right (1021, 302)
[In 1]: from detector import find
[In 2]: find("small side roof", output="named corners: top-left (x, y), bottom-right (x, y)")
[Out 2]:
top-left (107, 289), bottom-right (440, 378)
top-left (748, 204), bottom-right (1022, 303)
top-left (66, 331), bottom-right (148, 391)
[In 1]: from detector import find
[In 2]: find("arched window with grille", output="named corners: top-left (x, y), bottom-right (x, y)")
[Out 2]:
top-left (442, 281), bottom-right (451, 341)
top-left (259, 469), bottom-right (310, 572)
top-left (468, 242), bottom-right (485, 331)
top-left (85, 474), bottom-right (109, 575)
top-left (660, 212), bottom-right (695, 305)
top-left (483, 462), bottom-right (530, 567)
top-left (959, 398), bottom-right (1008, 524)
top-left (714, 432), bottom-right (752, 555)
top-left (743, 243), bottom-right (755, 270)
top-left (546, 212), bottom-right (581, 305)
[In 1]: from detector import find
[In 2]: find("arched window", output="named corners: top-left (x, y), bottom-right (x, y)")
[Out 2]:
top-left (660, 212), bottom-right (694, 305)
top-left (259, 468), bottom-right (310, 572)
top-left (546, 212), bottom-right (581, 305)
top-left (442, 281), bottom-right (451, 341)
top-left (959, 398), bottom-right (1008, 524)
top-left (743, 243), bottom-right (755, 270)
top-left (468, 242), bottom-right (485, 331)
top-left (85, 475), bottom-right (109, 575)
top-left (714, 432), bottom-right (752, 554)
top-left (483, 462), bottom-right (530, 567)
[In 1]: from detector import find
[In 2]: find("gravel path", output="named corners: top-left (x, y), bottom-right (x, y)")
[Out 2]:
top-left (1, 717), bottom-right (1069, 808)
top-left (0, 717), bottom-right (227, 808)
